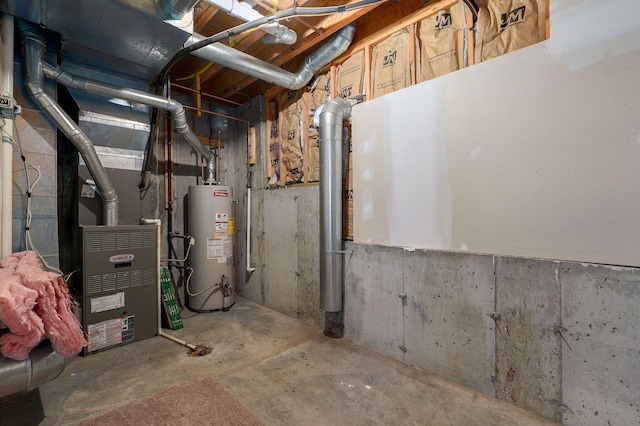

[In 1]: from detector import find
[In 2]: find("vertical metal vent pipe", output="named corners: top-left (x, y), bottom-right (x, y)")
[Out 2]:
top-left (18, 22), bottom-right (119, 226)
top-left (41, 62), bottom-right (216, 182)
top-left (318, 98), bottom-right (352, 312)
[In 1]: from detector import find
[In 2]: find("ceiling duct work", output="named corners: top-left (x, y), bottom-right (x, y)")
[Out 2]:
top-left (202, 0), bottom-right (297, 45)
top-left (1, 0), bottom-right (194, 83)
top-left (186, 24), bottom-right (355, 90)
top-left (18, 21), bottom-right (119, 227)
top-left (41, 62), bottom-right (216, 182)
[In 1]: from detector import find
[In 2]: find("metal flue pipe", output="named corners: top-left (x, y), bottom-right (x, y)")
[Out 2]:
top-left (186, 24), bottom-right (355, 90)
top-left (18, 23), bottom-right (119, 226)
top-left (318, 98), bottom-right (352, 312)
top-left (41, 62), bottom-right (216, 182)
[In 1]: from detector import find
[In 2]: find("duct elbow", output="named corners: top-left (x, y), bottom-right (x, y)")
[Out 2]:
top-left (261, 24), bottom-right (298, 45)
top-left (42, 62), bottom-right (89, 91)
top-left (315, 98), bottom-right (352, 127)
top-left (291, 24), bottom-right (356, 89)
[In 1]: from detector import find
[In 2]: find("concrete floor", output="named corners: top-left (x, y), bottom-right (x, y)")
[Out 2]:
top-left (1, 297), bottom-right (559, 425)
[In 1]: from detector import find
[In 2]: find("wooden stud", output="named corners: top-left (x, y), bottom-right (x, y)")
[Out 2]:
top-left (467, 1), bottom-right (476, 67)
top-left (409, 24), bottom-right (417, 86)
top-left (301, 92), bottom-right (311, 182)
top-left (249, 127), bottom-right (257, 166)
top-left (330, 64), bottom-right (338, 100)
top-left (364, 44), bottom-right (372, 102)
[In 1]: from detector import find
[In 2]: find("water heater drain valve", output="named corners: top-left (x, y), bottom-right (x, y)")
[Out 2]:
top-left (221, 275), bottom-right (232, 297)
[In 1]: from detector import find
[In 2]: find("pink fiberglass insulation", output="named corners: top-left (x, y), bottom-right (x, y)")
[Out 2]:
top-left (0, 251), bottom-right (86, 360)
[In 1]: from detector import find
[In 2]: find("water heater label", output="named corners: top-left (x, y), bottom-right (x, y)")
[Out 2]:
top-left (215, 211), bottom-right (229, 236)
top-left (207, 237), bottom-right (232, 263)
top-left (207, 238), bottom-right (225, 260)
top-left (214, 191), bottom-right (228, 197)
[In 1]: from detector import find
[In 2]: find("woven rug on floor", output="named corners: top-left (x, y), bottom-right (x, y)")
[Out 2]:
top-left (79, 375), bottom-right (267, 426)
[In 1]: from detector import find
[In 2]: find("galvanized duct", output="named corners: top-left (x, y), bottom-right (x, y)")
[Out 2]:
top-left (0, 342), bottom-right (67, 402)
top-left (18, 22), bottom-right (119, 226)
top-left (161, 0), bottom-right (200, 17)
top-left (41, 62), bottom-right (216, 182)
top-left (186, 24), bottom-right (355, 90)
top-left (202, 0), bottom-right (297, 45)
top-left (318, 98), bottom-right (352, 312)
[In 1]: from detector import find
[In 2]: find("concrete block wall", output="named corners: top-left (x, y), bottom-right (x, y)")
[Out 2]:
top-left (11, 60), bottom-right (60, 267)
top-left (343, 243), bottom-right (640, 425)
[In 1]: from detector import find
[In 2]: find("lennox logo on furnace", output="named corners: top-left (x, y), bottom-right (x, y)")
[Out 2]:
top-left (500, 6), bottom-right (526, 32)
top-left (109, 254), bottom-right (134, 263)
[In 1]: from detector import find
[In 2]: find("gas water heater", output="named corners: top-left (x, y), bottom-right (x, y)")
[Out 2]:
top-left (186, 184), bottom-right (234, 311)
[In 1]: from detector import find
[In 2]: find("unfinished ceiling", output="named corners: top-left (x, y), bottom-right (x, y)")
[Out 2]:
top-left (171, 0), bottom-right (428, 104)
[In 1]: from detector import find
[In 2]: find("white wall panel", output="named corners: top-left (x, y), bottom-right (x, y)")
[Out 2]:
top-left (353, 0), bottom-right (640, 267)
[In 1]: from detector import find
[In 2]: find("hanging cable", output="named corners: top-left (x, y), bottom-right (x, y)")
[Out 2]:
top-left (0, 118), bottom-right (63, 274)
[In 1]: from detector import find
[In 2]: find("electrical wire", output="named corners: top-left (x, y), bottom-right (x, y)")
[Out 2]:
top-left (0, 118), bottom-right (63, 274)
top-left (184, 266), bottom-right (222, 297)
top-left (162, 236), bottom-right (195, 263)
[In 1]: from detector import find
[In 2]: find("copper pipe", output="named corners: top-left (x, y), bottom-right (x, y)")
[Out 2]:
top-left (170, 82), bottom-right (247, 107)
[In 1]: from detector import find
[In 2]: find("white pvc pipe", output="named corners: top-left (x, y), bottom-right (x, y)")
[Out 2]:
top-left (0, 14), bottom-right (14, 257)
top-left (246, 187), bottom-right (255, 272)
top-left (141, 217), bottom-right (200, 351)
